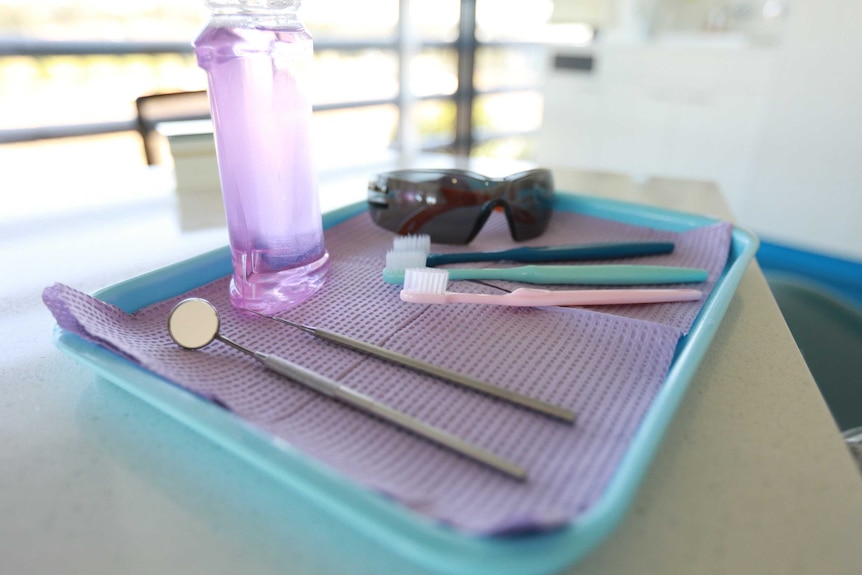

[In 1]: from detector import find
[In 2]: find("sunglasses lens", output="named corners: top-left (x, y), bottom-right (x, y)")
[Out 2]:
top-left (368, 168), bottom-right (555, 244)
top-left (405, 205), bottom-right (487, 244)
top-left (503, 170), bottom-right (555, 241)
top-left (368, 171), bottom-right (491, 244)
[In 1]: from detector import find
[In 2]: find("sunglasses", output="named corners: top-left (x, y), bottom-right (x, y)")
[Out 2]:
top-left (367, 168), bottom-right (555, 244)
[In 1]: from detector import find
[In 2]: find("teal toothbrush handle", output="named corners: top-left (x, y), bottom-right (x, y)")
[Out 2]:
top-left (425, 242), bottom-right (675, 266)
top-left (446, 264), bottom-right (707, 285)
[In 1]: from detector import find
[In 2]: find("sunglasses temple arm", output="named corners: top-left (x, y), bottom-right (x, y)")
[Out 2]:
top-left (425, 242), bottom-right (675, 266)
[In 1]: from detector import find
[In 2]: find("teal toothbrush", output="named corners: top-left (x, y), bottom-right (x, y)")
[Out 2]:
top-left (392, 234), bottom-right (678, 267)
top-left (383, 250), bottom-right (708, 285)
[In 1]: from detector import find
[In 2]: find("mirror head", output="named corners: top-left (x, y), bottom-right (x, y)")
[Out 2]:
top-left (168, 298), bottom-right (220, 350)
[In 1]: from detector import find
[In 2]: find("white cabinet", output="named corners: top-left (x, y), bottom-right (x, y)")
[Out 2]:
top-left (538, 41), bottom-right (776, 216)
top-left (540, 1), bottom-right (862, 261)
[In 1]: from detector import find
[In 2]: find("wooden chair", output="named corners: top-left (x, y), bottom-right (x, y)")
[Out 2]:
top-left (135, 90), bottom-right (211, 165)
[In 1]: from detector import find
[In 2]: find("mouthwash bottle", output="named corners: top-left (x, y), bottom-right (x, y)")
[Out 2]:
top-left (194, 0), bottom-right (330, 314)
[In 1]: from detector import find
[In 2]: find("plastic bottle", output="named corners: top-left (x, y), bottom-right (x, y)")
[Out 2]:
top-left (194, 0), bottom-right (329, 314)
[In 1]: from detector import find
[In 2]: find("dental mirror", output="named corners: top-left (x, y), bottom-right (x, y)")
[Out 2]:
top-left (166, 298), bottom-right (527, 480)
top-left (168, 298), bottom-right (221, 350)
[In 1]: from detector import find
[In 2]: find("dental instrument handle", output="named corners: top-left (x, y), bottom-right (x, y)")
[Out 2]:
top-left (282, 321), bottom-right (574, 422)
top-left (424, 241), bottom-right (675, 266)
top-left (255, 351), bottom-right (527, 480)
top-left (443, 264), bottom-right (707, 285)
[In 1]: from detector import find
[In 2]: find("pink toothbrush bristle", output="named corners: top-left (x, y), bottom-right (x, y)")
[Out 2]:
top-left (403, 268), bottom-right (449, 294)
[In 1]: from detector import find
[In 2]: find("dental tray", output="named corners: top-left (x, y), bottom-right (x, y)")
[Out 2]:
top-left (51, 193), bottom-right (758, 575)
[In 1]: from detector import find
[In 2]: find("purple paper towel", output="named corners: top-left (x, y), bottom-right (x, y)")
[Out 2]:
top-left (44, 209), bottom-right (732, 534)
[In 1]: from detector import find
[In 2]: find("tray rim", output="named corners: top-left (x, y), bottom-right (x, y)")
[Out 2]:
top-left (52, 192), bottom-right (759, 575)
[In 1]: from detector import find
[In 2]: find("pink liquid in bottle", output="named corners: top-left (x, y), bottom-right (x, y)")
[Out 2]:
top-left (194, 11), bottom-right (329, 314)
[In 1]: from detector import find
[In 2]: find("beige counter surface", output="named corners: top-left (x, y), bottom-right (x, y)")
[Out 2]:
top-left (2, 163), bottom-right (860, 575)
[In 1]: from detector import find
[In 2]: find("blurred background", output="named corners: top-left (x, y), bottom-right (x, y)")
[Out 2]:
top-left (1, 0), bottom-right (860, 259)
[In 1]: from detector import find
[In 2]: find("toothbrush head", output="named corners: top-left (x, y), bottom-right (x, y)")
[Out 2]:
top-left (383, 249), bottom-right (428, 284)
top-left (392, 234), bottom-right (431, 255)
top-left (400, 268), bottom-right (451, 304)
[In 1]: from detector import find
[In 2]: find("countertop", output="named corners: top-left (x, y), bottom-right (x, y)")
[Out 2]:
top-left (2, 162), bottom-right (861, 575)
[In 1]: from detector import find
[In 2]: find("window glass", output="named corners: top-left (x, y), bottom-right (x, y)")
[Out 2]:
top-left (0, 1), bottom-right (403, 173)
top-left (474, 45), bottom-right (547, 92)
top-left (314, 49), bottom-right (398, 105)
top-left (0, 0), bottom-right (517, 174)
top-left (0, 1), bottom-right (407, 130)
top-left (0, 0), bottom-right (207, 40)
top-left (302, 0), bottom-right (398, 39)
top-left (313, 104), bottom-right (398, 169)
top-left (410, 0), bottom-right (460, 42)
top-left (474, 91), bottom-right (544, 134)
top-left (475, 0), bottom-right (553, 42)
top-left (0, 0), bottom-right (400, 41)
top-left (473, 91), bottom-right (543, 160)
top-left (0, 53), bottom-right (206, 129)
top-left (411, 48), bottom-right (458, 97)
top-left (473, 1), bottom-right (550, 161)
top-left (472, 135), bottom-right (534, 161)
top-left (414, 98), bottom-right (456, 149)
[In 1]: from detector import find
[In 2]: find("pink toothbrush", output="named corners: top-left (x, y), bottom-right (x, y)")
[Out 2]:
top-left (400, 268), bottom-right (703, 306)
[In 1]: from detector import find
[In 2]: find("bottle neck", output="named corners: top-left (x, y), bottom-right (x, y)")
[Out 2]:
top-left (206, 1), bottom-right (301, 23)
top-left (208, 11), bottom-right (301, 30)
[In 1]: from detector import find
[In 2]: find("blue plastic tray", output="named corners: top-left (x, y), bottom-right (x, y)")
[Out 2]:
top-left (52, 193), bottom-right (758, 575)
